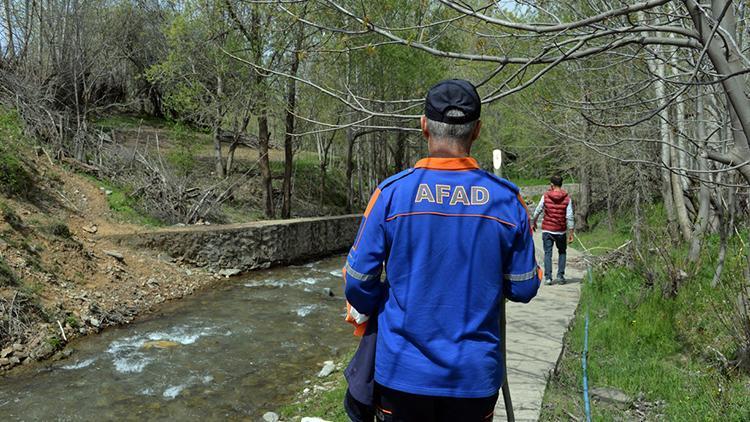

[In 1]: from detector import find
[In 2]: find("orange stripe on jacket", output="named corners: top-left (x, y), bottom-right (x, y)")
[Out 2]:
top-left (414, 157), bottom-right (480, 170)
top-left (352, 188), bottom-right (381, 251)
top-left (385, 211), bottom-right (516, 228)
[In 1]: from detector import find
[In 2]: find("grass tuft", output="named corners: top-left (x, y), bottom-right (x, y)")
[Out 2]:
top-left (0, 256), bottom-right (19, 287)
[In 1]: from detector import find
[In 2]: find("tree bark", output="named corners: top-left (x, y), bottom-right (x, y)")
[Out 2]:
top-left (605, 161), bottom-right (614, 232)
top-left (258, 112), bottom-right (274, 218)
top-left (684, 0), bottom-right (750, 184)
top-left (345, 128), bottom-right (355, 213)
top-left (575, 118), bottom-right (592, 231)
top-left (670, 130), bottom-right (692, 242)
top-left (576, 160), bottom-right (592, 232)
top-left (281, 30), bottom-right (301, 219)
top-left (225, 140), bottom-right (239, 175)
top-left (212, 124), bottom-right (226, 178)
top-left (393, 131), bottom-right (406, 172)
top-left (3, 0), bottom-right (16, 60)
top-left (650, 46), bottom-right (677, 227)
top-left (213, 75), bottom-right (225, 178)
top-left (689, 92), bottom-right (711, 262)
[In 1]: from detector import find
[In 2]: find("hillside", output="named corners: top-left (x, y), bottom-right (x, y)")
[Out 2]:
top-left (1, 111), bottom-right (259, 372)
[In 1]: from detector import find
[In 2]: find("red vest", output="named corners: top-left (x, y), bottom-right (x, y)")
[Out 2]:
top-left (542, 189), bottom-right (570, 232)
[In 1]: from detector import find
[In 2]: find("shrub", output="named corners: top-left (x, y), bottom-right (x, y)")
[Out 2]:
top-left (46, 221), bottom-right (72, 238)
top-left (0, 150), bottom-right (33, 198)
top-left (0, 257), bottom-right (19, 287)
top-left (166, 123), bottom-right (198, 177)
top-left (0, 202), bottom-right (25, 231)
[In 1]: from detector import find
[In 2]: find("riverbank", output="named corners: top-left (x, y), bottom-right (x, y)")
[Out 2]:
top-left (0, 147), bottom-right (222, 373)
top-left (0, 109), bottom-right (357, 375)
top-left (0, 256), bottom-right (357, 419)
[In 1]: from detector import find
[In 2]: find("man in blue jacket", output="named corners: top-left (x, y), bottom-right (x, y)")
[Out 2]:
top-left (344, 79), bottom-right (540, 421)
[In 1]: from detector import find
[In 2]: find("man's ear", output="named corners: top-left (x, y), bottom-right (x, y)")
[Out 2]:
top-left (421, 115), bottom-right (429, 140)
top-left (471, 120), bottom-right (482, 141)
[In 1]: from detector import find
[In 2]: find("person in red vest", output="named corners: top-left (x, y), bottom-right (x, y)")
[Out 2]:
top-left (531, 175), bottom-right (574, 285)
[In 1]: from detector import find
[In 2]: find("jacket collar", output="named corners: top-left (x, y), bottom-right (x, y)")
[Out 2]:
top-left (414, 157), bottom-right (479, 170)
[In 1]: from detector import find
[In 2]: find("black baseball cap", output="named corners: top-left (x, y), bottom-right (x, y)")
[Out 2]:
top-left (424, 79), bottom-right (481, 124)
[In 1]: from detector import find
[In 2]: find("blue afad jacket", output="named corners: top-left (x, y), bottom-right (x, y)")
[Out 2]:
top-left (344, 157), bottom-right (541, 399)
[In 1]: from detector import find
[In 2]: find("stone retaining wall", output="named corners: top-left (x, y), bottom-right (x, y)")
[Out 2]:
top-left (106, 215), bottom-right (361, 272)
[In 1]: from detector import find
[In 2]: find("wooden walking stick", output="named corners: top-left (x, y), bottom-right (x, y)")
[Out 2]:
top-left (494, 149), bottom-right (514, 421)
top-left (501, 299), bottom-right (514, 421)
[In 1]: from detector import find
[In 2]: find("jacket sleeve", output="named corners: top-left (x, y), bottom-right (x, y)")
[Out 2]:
top-left (344, 188), bottom-right (387, 315)
top-left (503, 199), bottom-right (541, 303)
top-left (532, 196), bottom-right (544, 221)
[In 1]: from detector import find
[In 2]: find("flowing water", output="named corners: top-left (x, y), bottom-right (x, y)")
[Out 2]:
top-left (0, 256), bottom-right (353, 421)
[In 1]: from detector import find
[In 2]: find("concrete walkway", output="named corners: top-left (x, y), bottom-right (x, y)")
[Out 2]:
top-left (494, 231), bottom-right (584, 421)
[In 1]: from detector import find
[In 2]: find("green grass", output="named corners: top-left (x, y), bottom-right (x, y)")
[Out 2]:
top-left (277, 356), bottom-right (352, 422)
top-left (85, 177), bottom-right (163, 227)
top-left (93, 114), bottom-right (170, 130)
top-left (572, 205), bottom-right (666, 256)
top-left (278, 379), bottom-right (349, 422)
top-left (0, 149), bottom-right (33, 198)
top-left (270, 156), bottom-right (348, 211)
top-left (0, 108), bottom-right (34, 198)
top-left (0, 256), bottom-right (19, 287)
top-left (106, 187), bottom-right (163, 226)
top-left (1, 201), bottom-right (25, 231)
top-left (542, 217), bottom-right (750, 421)
top-left (0, 107), bottom-right (25, 140)
top-left (512, 176), bottom-right (552, 187)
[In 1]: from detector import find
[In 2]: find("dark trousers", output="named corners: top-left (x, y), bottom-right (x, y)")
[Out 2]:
top-left (542, 232), bottom-right (567, 280)
top-left (346, 389), bottom-right (376, 422)
top-left (372, 383), bottom-right (498, 422)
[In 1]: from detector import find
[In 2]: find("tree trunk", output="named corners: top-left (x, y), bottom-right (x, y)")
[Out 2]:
top-left (281, 28), bottom-right (302, 219)
top-left (394, 131), bottom-right (406, 172)
top-left (3, 0), bottom-right (15, 60)
top-left (689, 92), bottom-right (711, 262)
top-left (319, 161), bottom-right (327, 208)
top-left (149, 85), bottom-right (164, 119)
top-left (357, 140), bottom-right (364, 208)
top-left (258, 113), bottom-right (274, 218)
top-left (576, 160), bottom-right (592, 232)
top-left (225, 140), bottom-right (239, 174)
top-left (670, 134), bottom-right (692, 242)
top-left (634, 187), bottom-right (642, 250)
top-left (575, 119), bottom-right (592, 231)
top-left (651, 47), bottom-right (677, 228)
top-left (212, 124), bottom-right (226, 178)
top-left (685, 0), bottom-right (750, 184)
top-left (605, 163), bottom-right (614, 232)
top-left (345, 128), bottom-right (355, 213)
top-left (368, 136), bottom-right (375, 194)
top-left (213, 75), bottom-right (225, 178)
top-left (670, 36), bottom-right (690, 191)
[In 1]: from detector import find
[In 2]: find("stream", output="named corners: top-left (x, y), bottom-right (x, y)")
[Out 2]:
top-left (0, 256), bottom-right (353, 421)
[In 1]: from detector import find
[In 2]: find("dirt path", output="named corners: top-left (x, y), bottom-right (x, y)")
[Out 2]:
top-left (494, 231), bottom-right (585, 421)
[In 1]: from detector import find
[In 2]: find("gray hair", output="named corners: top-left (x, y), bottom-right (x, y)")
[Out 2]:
top-left (426, 109), bottom-right (478, 143)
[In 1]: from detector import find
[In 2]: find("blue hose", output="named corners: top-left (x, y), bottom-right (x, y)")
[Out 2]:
top-left (582, 312), bottom-right (592, 422)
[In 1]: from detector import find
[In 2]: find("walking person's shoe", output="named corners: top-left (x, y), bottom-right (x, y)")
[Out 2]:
top-left (544, 278), bottom-right (553, 286)
top-left (555, 276), bottom-right (566, 285)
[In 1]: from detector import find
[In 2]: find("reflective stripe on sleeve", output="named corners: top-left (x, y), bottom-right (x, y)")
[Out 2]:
top-left (504, 269), bottom-right (538, 282)
top-left (345, 262), bottom-right (381, 282)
